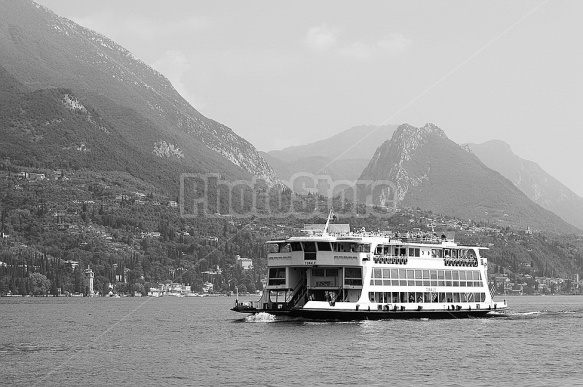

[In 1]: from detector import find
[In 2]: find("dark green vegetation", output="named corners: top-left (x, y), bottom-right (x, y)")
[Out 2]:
top-left (1, 161), bottom-right (582, 296)
top-left (0, 165), bottom-right (270, 296)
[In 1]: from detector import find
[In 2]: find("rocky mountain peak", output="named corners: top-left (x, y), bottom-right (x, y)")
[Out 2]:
top-left (361, 123), bottom-right (450, 201)
top-left (390, 123), bottom-right (448, 152)
top-left (359, 123), bottom-right (579, 233)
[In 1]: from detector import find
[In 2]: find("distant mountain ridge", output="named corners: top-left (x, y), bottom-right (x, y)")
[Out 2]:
top-left (0, 0), bottom-right (277, 189)
top-left (466, 140), bottom-right (583, 230)
top-left (266, 124), bottom-right (397, 183)
top-left (268, 124), bottom-right (398, 161)
top-left (359, 123), bottom-right (579, 234)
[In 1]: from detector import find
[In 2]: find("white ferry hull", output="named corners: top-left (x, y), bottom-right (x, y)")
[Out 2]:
top-left (231, 219), bottom-right (508, 321)
top-left (231, 305), bottom-right (503, 320)
top-left (231, 299), bottom-right (507, 320)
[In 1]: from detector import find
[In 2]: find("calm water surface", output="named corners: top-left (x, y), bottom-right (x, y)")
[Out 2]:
top-left (1, 295), bottom-right (583, 386)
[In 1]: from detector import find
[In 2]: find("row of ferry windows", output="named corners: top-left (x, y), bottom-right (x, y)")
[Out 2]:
top-left (268, 242), bottom-right (478, 259)
top-left (269, 267), bottom-right (361, 278)
top-left (369, 291), bottom-right (487, 304)
top-left (267, 267), bottom-right (363, 286)
top-left (269, 242), bottom-right (371, 254)
top-left (371, 269), bottom-right (483, 287)
top-left (374, 246), bottom-right (476, 259)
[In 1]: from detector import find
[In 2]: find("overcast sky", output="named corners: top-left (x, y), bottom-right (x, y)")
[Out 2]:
top-left (35, 0), bottom-right (583, 196)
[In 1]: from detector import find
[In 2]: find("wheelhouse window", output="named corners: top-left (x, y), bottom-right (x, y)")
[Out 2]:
top-left (268, 243), bottom-right (291, 253)
top-left (268, 268), bottom-right (286, 286)
top-left (266, 243), bottom-right (280, 253)
top-left (290, 242), bottom-right (302, 251)
top-left (302, 242), bottom-right (316, 260)
top-left (317, 242), bottom-right (332, 251)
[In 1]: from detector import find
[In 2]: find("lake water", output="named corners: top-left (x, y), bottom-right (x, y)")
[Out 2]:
top-left (1, 295), bottom-right (583, 386)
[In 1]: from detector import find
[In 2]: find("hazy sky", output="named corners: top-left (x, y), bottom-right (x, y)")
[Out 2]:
top-left (35, 0), bottom-right (583, 196)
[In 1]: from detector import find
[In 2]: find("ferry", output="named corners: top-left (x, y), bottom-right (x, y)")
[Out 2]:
top-left (231, 213), bottom-right (507, 320)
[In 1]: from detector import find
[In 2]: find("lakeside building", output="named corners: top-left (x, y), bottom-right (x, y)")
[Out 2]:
top-left (148, 283), bottom-right (193, 297)
top-left (202, 282), bottom-right (213, 293)
top-left (236, 255), bottom-right (253, 271)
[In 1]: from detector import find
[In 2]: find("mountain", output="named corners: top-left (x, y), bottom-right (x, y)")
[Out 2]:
top-left (466, 140), bottom-right (583, 230)
top-left (358, 123), bottom-right (580, 234)
top-left (268, 124), bottom-right (398, 161)
top-left (0, 0), bottom-right (277, 191)
top-left (0, 67), bottom-right (188, 188)
top-left (266, 124), bottom-right (397, 183)
top-left (261, 151), bottom-right (370, 184)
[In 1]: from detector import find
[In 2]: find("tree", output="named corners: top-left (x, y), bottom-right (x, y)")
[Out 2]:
top-left (0, 276), bottom-right (10, 295)
top-left (246, 281), bottom-right (256, 294)
top-left (95, 275), bottom-right (110, 296)
top-left (29, 272), bottom-right (51, 295)
top-left (133, 282), bottom-right (145, 296)
top-left (16, 277), bottom-right (27, 295)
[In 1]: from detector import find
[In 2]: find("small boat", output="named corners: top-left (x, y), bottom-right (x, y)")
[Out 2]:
top-left (232, 211), bottom-right (507, 320)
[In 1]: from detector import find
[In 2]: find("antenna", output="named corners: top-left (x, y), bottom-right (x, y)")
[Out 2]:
top-left (323, 209), bottom-right (333, 236)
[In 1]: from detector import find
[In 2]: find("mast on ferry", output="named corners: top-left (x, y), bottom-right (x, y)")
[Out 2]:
top-left (322, 209), bottom-right (335, 236)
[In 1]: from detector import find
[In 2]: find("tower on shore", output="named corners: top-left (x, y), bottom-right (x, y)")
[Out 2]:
top-left (84, 267), bottom-right (95, 296)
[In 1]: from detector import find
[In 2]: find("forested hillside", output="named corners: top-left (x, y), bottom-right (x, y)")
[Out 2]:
top-left (1, 162), bottom-right (582, 296)
top-left (0, 164), bottom-right (274, 296)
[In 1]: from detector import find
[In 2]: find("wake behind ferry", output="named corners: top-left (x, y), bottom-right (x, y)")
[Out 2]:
top-left (232, 213), bottom-right (507, 320)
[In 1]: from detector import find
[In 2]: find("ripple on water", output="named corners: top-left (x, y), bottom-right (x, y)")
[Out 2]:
top-left (0, 342), bottom-right (71, 354)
